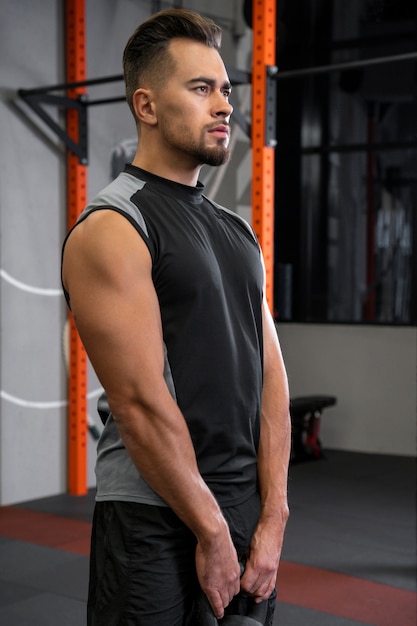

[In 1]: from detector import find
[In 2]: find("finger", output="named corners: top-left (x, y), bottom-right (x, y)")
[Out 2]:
top-left (207, 591), bottom-right (225, 620)
top-left (253, 578), bottom-right (275, 603)
top-left (241, 572), bottom-right (274, 599)
top-left (208, 588), bottom-right (234, 619)
top-left (208, 578), bottom-right (240, 619)
top-left (240, 568), bottom-right (261, 594)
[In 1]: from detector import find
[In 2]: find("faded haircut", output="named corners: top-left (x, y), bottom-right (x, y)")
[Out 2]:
top-left (123, 8), bottom-right (222, 121)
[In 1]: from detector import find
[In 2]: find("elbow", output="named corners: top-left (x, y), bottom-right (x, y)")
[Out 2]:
top-left (106, 389), bottom-right (148, 431)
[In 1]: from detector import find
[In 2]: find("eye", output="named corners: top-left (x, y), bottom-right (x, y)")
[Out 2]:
top-left (196, 85), bottom-right (209, 93)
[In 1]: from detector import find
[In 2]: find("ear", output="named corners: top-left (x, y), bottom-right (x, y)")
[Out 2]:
top-left (132, 88), bottom-right (157, 126)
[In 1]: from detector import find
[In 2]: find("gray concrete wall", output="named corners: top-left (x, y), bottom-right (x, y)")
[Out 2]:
top-left (0, 0), bottom-right (67, 505)
top-left (278, 324), bottom-right (416, 456)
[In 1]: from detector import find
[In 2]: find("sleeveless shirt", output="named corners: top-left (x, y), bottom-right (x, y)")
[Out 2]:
top-left (62, 165), bottom-right (264, 507)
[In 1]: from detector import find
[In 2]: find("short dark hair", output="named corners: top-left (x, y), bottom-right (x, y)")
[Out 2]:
top-left (123, 8), bottom-right (222, 120)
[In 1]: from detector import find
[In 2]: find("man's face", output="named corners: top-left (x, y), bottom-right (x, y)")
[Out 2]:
top-left (154, 39), bottom-right (233, 168)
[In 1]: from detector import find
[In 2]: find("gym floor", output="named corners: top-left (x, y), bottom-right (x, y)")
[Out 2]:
top-left (0, 449), bottom-right (415, 625)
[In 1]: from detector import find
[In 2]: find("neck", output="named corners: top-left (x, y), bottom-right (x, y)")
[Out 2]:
top-left (132, 145), bottom-right (202, 188)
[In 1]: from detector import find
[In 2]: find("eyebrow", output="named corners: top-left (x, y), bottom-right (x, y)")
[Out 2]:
top-left (187, 77), bottom-right (232, 91)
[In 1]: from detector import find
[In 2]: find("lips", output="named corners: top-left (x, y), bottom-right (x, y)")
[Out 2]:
top-left (208, 125), bottom-right (230, 137)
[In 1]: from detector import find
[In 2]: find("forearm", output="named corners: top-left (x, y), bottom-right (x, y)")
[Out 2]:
top-left (240, 357), bottom-right (290, 601)
top-left (244, 310), bottom-right (291, 598)
top-left (110, 391), bottom-right (227, 541)
top-left (257, 363), bottom-right (291, 522)
top-left (257, 421), bottom-right (290, 545)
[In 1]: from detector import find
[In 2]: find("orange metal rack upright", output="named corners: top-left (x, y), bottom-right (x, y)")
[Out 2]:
top-left (66, 0), bottom-right (88, 495)
top-left (251, 0), bottom-right (277, 312)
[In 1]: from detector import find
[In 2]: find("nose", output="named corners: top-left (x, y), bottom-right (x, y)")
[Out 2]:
top-left (213, 92), bottom-right (233, 120)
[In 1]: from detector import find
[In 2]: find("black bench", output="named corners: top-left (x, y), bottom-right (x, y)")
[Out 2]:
top-left (290, 395), bottom-right (337, 463)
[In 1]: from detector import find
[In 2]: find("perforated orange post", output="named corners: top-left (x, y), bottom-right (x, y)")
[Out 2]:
top-left (251, 0), bottom-right (277, 312)
top-left (66, 0), bottom-right (88, 495)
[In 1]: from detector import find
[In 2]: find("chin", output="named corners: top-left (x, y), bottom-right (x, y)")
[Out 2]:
top-left (205, 148), bottom-right (230, 167)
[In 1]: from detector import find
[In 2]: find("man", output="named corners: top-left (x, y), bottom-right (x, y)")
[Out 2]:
top-left (61, 8), bottom-right (290, 626)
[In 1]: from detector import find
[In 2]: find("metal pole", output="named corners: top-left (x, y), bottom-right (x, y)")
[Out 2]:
top-left (277, 50), bottom-right (417, 80)
top-left (364, 103), bottom-right (376, 321)
top-left (252, 0), bottom-right (276, 312)
top-left (66, 0), bottom-right (88, 496)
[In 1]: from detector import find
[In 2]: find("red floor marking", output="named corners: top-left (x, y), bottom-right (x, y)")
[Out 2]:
top-left (278, 561), bottom-right (417, 626)
top-left (0, 507), bottom-right (91, 555)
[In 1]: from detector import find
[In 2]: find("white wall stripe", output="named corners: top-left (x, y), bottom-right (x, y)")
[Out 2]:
top-left (0, 269), bottom-right (63, 296)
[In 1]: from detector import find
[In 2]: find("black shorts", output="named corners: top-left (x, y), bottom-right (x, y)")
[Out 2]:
top-left (87, 492), bottom-right (276, 625)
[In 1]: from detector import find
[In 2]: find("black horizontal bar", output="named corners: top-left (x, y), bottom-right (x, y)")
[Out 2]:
top-left (330, 31), bottom-right (416, 50)
top-left (18, 74), bottom-right (124, 96)
top-left (88, 96), bottom-right (126, 106)
top-left (18, 67), bottom-right (251, 99)
top-left (288, 139), bottom-right (417, 155)
top-left (277, 51), bottom-right (417, 80)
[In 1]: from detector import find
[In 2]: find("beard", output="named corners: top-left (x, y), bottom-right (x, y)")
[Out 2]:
top-left (160, 116), bottom-right (231, 167)
top-left (188, 140), bottom-right (231, 167)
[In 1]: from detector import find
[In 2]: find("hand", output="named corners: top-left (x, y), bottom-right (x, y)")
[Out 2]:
top-left (240, 512), bottom-right (288, 603)
top-left (195, 532), bottom-right (241, 619)
top-left (240, 552), bottom-right (277, 603)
